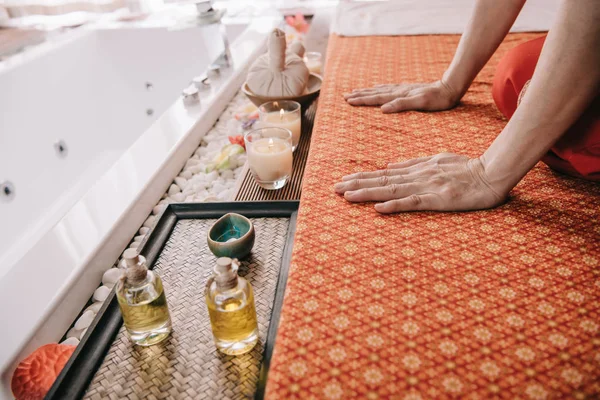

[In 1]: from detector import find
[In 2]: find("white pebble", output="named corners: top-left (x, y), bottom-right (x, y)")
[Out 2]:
top-left (93, 286), bottom-right (111, 302)
top-left (174, 177), bottom-right (187, 188)
top-left (134, 235), bottom-right (145, 242)
top-left (67, 327), bottom-right (83, 339)
top-left (61, 337), bottom-right (80, 346)
top-left (153, 204), bottom-right (167, 215)
top-left (182, 188), bottom-right (195, 197)
top-left (143, 216), bottom-right (156, 228)
top-left (220, 170), bottom-right (234, 180)
top-left (74, 310), bottom-right (95, 330)
top-left (170, 193), bottom-right (185, 202)
top-left (206, 171), bottom-right (218, 182)
top-left (102, 268), bottom-right (123, 287)
top-left (128, 242), bottom-right (139, 249)
top-left (85, 302), bottom-right (104, 314)
top-left (139, 227), bottom-right (150, 235)
top-left (158, 199), bottom-right (169, 206)
top-left (195, 147), bottom-right (209, 157)
top-left (205, 196), bottom-right (219, 202)
top-left (185, 159), bottom-right (200, 168)
top-left (190, 165), bottom-right (204, 174)
top-left (185, 196), bottom-right (195, 202)
top-left (79, 328), bottom-right (88, 340)
top-left (168, 184), bottom-right (181, 195)
top-left (179, 170), bottom-right (193, 179)
top-left (212, 183), bottom-right (226, 193)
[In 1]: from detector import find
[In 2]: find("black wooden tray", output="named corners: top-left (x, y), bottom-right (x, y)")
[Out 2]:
top-left (46, 201), bottom-right (299, 400)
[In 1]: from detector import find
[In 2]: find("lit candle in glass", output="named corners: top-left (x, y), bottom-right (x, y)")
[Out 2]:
top-left (303, 52), bottom-right (322, 75)
top-left (244, 127), bottom-right (293, 190)
top-left (258, 100), bottom-right (301, 151)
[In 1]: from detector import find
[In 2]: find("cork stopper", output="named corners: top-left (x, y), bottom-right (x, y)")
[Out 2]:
top-left (123, 248), bottom-right (148, 284)
top-left (214, 257), bottom-right (239, 290)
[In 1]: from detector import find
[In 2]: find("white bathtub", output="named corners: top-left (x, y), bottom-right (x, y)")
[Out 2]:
top-left (0, 16), bottom-right (277, 397)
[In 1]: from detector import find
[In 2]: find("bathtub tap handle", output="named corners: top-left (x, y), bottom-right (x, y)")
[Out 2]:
top-left (192, 75), bottom-right (211, 91)
top-left (207, 65), bottom-right (220, 80)
top-left (182, 86), bottom-right (200, 107)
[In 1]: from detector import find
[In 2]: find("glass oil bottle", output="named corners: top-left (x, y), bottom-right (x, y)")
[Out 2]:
top-left (116, 248), bottom-right (172, 346)
top-left (206, 257), bottom-right (258, 355)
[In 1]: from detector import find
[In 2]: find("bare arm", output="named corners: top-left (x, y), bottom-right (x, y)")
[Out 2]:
top-left (344, 0), bottom-right (526, 113)
top-left (336, 0), bottom-right (600, 213)
top-left (443, 0), bottom-right (527, 100)
top-left (482, 0), bottom-right (600, 192)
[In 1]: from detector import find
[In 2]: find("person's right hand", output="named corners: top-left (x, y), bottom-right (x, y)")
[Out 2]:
top-left (343, 80), bottom-right (461, 114)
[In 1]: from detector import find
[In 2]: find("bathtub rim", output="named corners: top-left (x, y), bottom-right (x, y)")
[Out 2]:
top-left (0, 15), bottom-right (280, 395)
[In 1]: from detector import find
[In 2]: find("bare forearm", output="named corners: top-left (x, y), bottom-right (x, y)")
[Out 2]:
top-left (483, 0), bottom-right (600, 192)
top-left (443, 0), bottom-right (526, 99)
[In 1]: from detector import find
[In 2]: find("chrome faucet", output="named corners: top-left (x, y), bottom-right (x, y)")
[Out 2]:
top-left (193, 0), bottom-right (232, 69)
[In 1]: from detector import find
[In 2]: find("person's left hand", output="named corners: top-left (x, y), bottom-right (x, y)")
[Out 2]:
top-left (334, 153), bottom-right (507, 213)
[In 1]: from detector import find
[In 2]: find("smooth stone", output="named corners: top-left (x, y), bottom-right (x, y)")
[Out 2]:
top-left (79, 328), bottom-right (88, 340)
top-left (182, 188), bottom-right (195, 197)
top-left (153, 204), bottom-right (167, 215)
top-left (220, 170), bottom-right (234, 180)
top-left (102, 268), bottom-right (123, 287)
top-left (93, 286), bottom-right (111, 302)
top-left (134, 235), bottom-right (145, 242)
top-left (61, 337), bottom-right (80, 346)
top-left (179, 170), bottom-right (193, 179)
top-left (170, 193), bottom-right (185, 202)
top-left (206, 171), bottom-right (218, 182)
top-left (185, 196), bottom-right (195, 202)
top-left (204, 196), bottom-right (219, 202)
top-left (158, 199), bottom-right (169, 206)
top-left (212, 184), bottom-right (226, 193)
top-left (195, 147), bottom-right (208, 157)
top-left (190, 165), bottom-right (204, 174)
top-left (67, 327), bottom-right (83, 339)
top-left (128, 242), bottom-right (139, 249)
top-left (139, 227), bottom-right (150, 235)
top-left (193, 181), bottom-right (209, 191)
top-left (74, 310), bottom-right (95, 330)
top-left (185, 159), bottom-right (200, 168)
top-left (85, 302), bottom-right (104, 314)
top-left (174, 177), bottom-right (187, 188)
top-left (168, 184), bottom-right (181, 195)
top-left (143, 215), bottom-right (156, 228)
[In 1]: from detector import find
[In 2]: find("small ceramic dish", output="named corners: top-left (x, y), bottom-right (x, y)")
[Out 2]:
top-left (207, 213), bottom-right (255, 259)
top-left (242, 73), bottom-right (322, 108)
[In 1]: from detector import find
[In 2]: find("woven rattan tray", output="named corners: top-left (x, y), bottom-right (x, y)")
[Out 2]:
top-left (47, 201), bottom-right (299, 400)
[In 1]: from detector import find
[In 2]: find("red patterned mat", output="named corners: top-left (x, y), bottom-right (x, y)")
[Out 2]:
top-left (265, 34), bottom-right (600, 399)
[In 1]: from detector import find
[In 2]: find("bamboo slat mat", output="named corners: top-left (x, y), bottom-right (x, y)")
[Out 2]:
top-left (84, 217), bottom-right (290, 400)
top-left (234, 100), bottom-right (317, 201)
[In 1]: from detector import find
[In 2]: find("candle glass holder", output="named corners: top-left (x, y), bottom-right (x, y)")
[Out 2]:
top-left (304, 51), bottom-right (323, 75)
top-left (258, 100), bottom-right (301, 151)
top-left (244, 127), bottom-right (293, 190)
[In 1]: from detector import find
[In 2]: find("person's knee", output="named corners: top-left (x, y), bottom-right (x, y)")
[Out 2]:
top-left (492, 36), bottom-right (546, 119)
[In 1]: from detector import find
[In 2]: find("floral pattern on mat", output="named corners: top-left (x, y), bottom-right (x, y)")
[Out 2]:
top-left (264, 34), bottom-right (600, 399)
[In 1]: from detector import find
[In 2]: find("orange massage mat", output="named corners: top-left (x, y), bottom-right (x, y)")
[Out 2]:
top-left (264, 34), bottom-right (600, 399)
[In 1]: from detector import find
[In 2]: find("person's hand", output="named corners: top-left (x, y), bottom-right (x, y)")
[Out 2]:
top-left (343, 80), bottom-right (460, 113)
top-left (334, 153), bottom-right (507, 213)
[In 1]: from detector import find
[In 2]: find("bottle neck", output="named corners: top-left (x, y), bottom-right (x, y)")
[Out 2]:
top-left (215, 271), bottom-right (238, 291)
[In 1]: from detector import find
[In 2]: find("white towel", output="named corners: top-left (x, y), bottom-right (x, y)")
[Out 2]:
top-left (332, 0), bottom-right (559, 37)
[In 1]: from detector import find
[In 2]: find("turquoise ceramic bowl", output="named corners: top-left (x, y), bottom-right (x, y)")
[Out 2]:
top-left (207, 213), bottom-right (255, 259)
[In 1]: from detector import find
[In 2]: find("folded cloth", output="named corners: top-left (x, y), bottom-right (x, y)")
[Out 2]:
top-left (332, 0), bottom-right (559, 37)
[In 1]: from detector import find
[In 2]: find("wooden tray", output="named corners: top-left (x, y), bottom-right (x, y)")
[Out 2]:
top-left (47, 201), bottom-right (299, 400)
